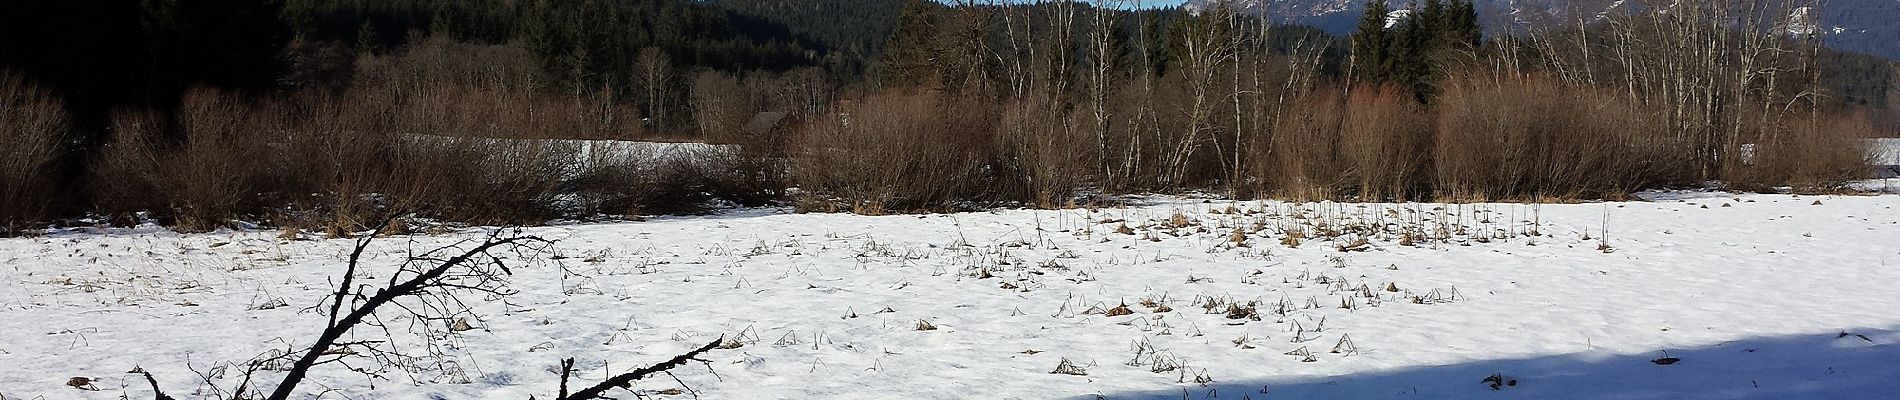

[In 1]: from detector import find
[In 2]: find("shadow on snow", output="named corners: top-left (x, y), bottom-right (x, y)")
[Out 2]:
top-left (1084, 327), bottom-right (1900, 400)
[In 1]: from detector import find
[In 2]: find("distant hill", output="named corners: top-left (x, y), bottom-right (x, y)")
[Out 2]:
top-left (1811, 0), bottom-right (1900, 61)
top-left (711, 0), bottom-right (908, 57)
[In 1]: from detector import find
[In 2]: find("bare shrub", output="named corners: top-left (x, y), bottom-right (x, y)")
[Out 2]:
top-left (790, 89), bottom-right (997, 214)
top-left (564, 142), bottom-right (657, 217)
top-left (398, 83), bottom-right (642, 141)
top-left (23, 36), bottom-right (785, 230)
top-left (566, 142), bottom-right (776, 216)
top-left (695, 143), bottom-right (788, 208)
top-left (267, 87), bottom-right (403, 231)
top-left (353, 35), bottom-right (541, 92)
top-left (746, 67), bottom-right (834, 121)
top-left (362, 37), bottom-right (642, 141)
top-left (1336, 86), bottom-right (1431, 200)
top-left (1240, 73), bottom-right (1747, 202)
top-left (0, 70), bottom-right (66, 233)
top-left (691, 70), bottom-right (750, 143)
top-left (88, 109), bottom-right (168, 219)
top-left (273, 86), bottom-right (604, 230)
top-left (91, 89), bottom-right (276, 232)
top-left (386, 135), bottom-right (578, 224)
top-left (1105, 77), bottom-right (1170, 191)
top-left (1246, 85), bottom-right (1432, 201)
top-left (1433, 74), bottom-right (1688, 200)
top-left (997, 94), bottom-right (1098, 208)
top-left (1731, 110), bottom-right (1878, 191)
top-left (1252, 87), bottom-right (1346, 200)
top-left (84, 80), bottom-right (759, 230)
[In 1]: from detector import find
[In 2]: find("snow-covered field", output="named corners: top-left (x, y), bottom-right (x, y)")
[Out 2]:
top-left (401, 134), bottom-right (742, 178)
top-left (5, 192), bottom-right (1900, 399)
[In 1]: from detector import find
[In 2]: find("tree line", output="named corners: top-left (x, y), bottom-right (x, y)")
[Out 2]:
top-left (0, 0), bottom-right (1894, 234)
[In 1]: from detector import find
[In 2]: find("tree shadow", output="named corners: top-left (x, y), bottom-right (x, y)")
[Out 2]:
top-left (1086, 327), bottom-right (1900, 400)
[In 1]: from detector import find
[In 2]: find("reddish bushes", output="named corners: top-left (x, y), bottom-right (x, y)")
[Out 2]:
top-left (89, 90), bottom-right (282, 231)
top-left (1728, 110), bottom-right (1878, 191)
top-left (996, 95), bottom-right (1099, 208)
top-left (1431, 74), bottom-right (1689, 200)
top-left (5, 34), bottom-right (1888, 229)
top-left (1251, 87), bottom-right (1347, 200)
top-left (783, 69), bottom-right (1882, 214)
top-left (72, 80), bottom-right (770, 232)
top-left (790, 90), bottom-right (998, 214)
top-left (1337, 86), bottom-right (1433, 200)
top-left (1235, 73), bottom-right (1876, 202)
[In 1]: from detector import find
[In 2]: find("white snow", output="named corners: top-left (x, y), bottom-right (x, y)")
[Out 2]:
top-left (1386, 9), bottom-right (1413, 28)
top-left (1869, 138), bottom-right (1900, 167)
top-left (400, 134), bottom-right (741, 180)
top-left (5, 193), bottom-right (1900, 399)
top-left (404, 134), bottom-right (736, 156)
top-left (1785, 6), bottom-right (1818, 37)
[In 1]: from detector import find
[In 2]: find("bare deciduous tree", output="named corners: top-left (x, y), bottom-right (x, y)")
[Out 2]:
top-left (636, 47), bottom-right (673, 130)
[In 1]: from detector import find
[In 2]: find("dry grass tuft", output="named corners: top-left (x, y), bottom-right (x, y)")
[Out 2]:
top-left (1050, 358), bottom-right (1088, 376)
top-left (1280, 229), bottom-right (1305, 248)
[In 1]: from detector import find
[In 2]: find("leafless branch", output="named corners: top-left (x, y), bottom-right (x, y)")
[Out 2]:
top-left (556, 336), bottom-right (724, 400)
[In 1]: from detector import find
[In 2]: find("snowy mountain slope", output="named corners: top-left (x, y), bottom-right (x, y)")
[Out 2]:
top-left (4, 192), bottom-right (1900, 399)
top-left (1185, 0), bottom-right (1900, 59)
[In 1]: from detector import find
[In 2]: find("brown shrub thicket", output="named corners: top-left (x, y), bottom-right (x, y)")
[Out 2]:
top-left (1251, 87), bottom-right (1347, 200)
top-left (398, 84), bottom-right (644, 140)
top-left (75, 77), bottom-right (769, 231)
top-left (5, 28), bottom-right (1888, 228)
top-left (1729, 110), bottom-right (1878, 191)
top-left (91, 91), bottom-right (278, 232)
top-left (0, 70), bottom-right (67, 233)
top-left (790, 90), bottom-right (998, 214)
top-left (997, 95), bottom-right (1098, 208)
top-left (1242, 73), bottom-right (1875, 203)
top-left (781, 68), bottom-right (1881, 213)
top-left (691, 71), bottom-right (749, 143)
top-left (1243, 77), bottom-right (1679, 202)
top-left (356, 87), bottom-right (772, 224)
top-left (353, 36), bottom-right (541, 92)
top-left (1432, 74), bottom-right (1688, 200)
top-left (389, 135), bottom-right (578, 223)
top-left (264, 88), bottom-right (400, 230)
top-left (1337, 86), bottom-right (1432, 200)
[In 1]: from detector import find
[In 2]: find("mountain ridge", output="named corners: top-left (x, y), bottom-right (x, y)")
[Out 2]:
top-left (1183, 0), bottom-right (1899, 60)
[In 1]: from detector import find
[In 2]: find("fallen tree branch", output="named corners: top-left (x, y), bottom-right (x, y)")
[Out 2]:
top-left (266, 226), bottom-right (548, 400)
top-left (133, 366), bottom-right (174, 400)
top-left (557, 336), bottom-right (724, 400)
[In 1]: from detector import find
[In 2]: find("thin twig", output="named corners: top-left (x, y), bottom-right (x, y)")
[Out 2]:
top-left (558, 336), bottom-right (724, 400)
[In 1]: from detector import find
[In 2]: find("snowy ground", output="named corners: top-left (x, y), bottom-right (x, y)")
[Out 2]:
top-left (5, 192), bottom-right (1900, 399)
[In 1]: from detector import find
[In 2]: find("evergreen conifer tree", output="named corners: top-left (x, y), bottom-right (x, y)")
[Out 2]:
top-left (878, 0), bottom-right (940, 88)
top-left (1387, 0), bottom-right (1434, 102)
top-left (1350, 0), bottom-right (1392, 84)
top-left (1448, 0), bottom-right (1481, 47)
